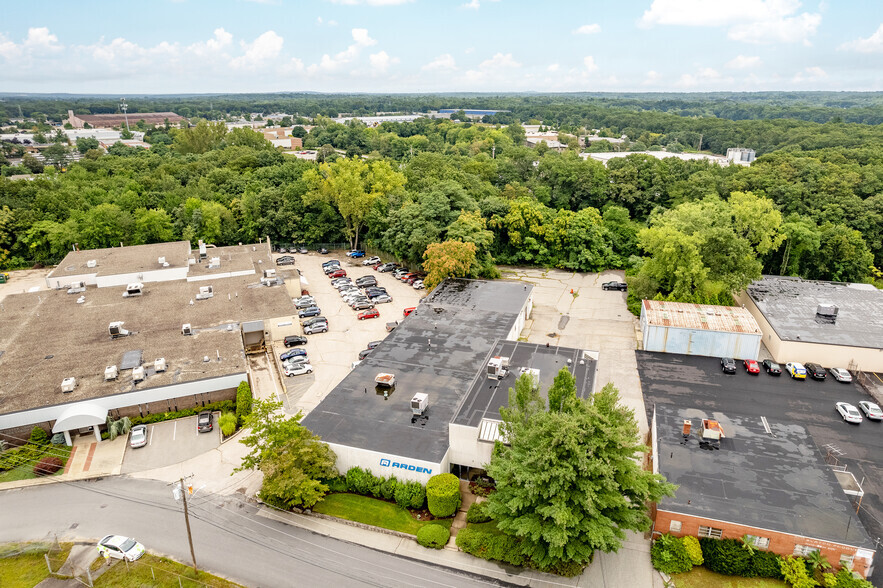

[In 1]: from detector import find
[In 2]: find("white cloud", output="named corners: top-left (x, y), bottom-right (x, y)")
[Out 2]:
top-left (547, 63), bottom-right (559, 72)
top-left (464, 52), bottom-right (521, 83)
top-left (367, 50), bottom-right (398, 74)
top-left (328, 0), bottom-right (413, 5)
top-left (839, 24), bottom-right (883, 53)
top-left (639, 0), bottom-right (820, 45)
top-left (422, 53), bottom-right (457, 71)
top-left (307, 28), bottom-right (377, 75)
top-left (583, 55), bottom-right (598, 72)
top-left (573, 24), bottom-right (601, 35)
top-left (793, 65), bottom-right (827, 82)
top-left (479, 52), bottom-right (520, 69)
top-left (462, 0), bottom-right (480, 8)
top-left (643, 70), bottom-right (662, 85)
top-left (23, 27), bottom-right (62, 51)
top-left (229, 30), bottom-right (284, 69)
top-left (677, 67), bottom-right (733, 88)
top-left (0, 27), bottom-right (63, 61)
top-left (726, 55), bottom-right (762, 69)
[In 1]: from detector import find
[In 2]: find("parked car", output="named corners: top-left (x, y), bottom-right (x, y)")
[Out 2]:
top-left (302, 316), bottom-right (328, 327)
top-left (328, 269), bottom-right (347, 279)
top-left (278, 247), bottom-right (288, 254)
top-left (298, 306), bottom-right (321, 318)
top-left (275, 256), bottom-right (295, 266)
top-left (370, 262), bottom-right (383, 270)
top-left (352, 300), bottom-right (375, 310)
top-left (386, 321), bottom-right (398, 332)
top-left (356, 277), bottom-right (378, 287)
top-left (743, 359), bottom-right (760, 374)
top-left (720, 357), bottom-right (736, 374)
top-left (197, 410), bottom-right (213, 433)
top-left (403, 307), bottom-right (416, 317)
top-left (129, 425), bottom-right (148, 449)
top-left (323, 265), bottom-right (342, 275)
top-left (412, 280), bottom-right (425, 290)
top-left (367, 340), bottom-right (382, 349)
top-left (762, 359), bottom-right (782, 375)
top-left (373, 294), bottom-right (393, 304)
top-left (97, 536), bottom-right (145, 562)
top-left (786, 362), bottom-right (807, 379)
top-left (377, 263), bottom-right (398, 273)
top-left (281, 348), bottom-right (308, 361)
top-left (829, 367), bottom-right (853, 383)
top-left (405, 275), bottom-right (420, 285)
top-left (283, 355), bottom-right (309, 366)
top-left (318, 247), bottom-right (329, 254)
top-left (298, 247), bottom-right (308, 254)
top-left (294, 297), bottom-right (316, 309)
top-left (304, 322), bottom-right (328, 335)
top-left (358, 348), bottom-right (373, 360)
top-left (804, 363), bottom-right (827, 380)
top-left (363, 256), bottom-right (381, 266)
top-left (602, 281), bottom-right (628, 291)
top-left (858, 401), bottom-right (883, 420)
top-left (322, 259), bottom-right (341, 268)
top-left (358, 309), bottom-right (380, 320)
top-left (284, 335), bottom-right (307, 347)
top-left (835, 402), bottom-right (863, 424)
top-left (285, 363), bottom-right (314, 377)
top-left (346, 250), bottom-right (366, 258)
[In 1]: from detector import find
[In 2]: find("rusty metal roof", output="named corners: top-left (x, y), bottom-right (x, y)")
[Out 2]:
top-left (641, 299), bottom-right (761, 334)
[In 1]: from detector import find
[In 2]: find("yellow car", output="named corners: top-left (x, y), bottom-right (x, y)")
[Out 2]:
top-left (785, 362), bottom-right (807, 379)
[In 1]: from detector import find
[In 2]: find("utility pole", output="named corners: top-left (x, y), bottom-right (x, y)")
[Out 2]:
top-left (120, 98), bottom-right (130, 133)
top-left (170, 476), bottom-right (197, 573)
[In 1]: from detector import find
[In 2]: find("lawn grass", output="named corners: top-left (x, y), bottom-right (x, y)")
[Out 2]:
top-left (312, 493), bottom-right (453, 535)
top-left (0, 542), bottom-right (72, 588)
top-left (0, 445), bottom-right (72, 484)
top-left (672, 567), bottom-right (788, 588)
top-left (94, 554), bottom-right (243, 587)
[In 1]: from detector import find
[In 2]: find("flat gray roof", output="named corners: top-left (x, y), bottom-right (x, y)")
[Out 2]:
top-left (746, 276), bottom-right (883, 348)
top-left (301, 279), bottom-right (532, 463)
top-left (655, 404), bottom-right (873, 549)
top-left (48, 241), bottom-right (191, 279)
top-left (453, 341), bottom-right (596, 428)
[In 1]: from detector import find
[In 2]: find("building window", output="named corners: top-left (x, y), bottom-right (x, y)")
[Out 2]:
top-left (840, 554), bottom-right (854, 570)
top-left (794, 545), bottom-right (819, 557)
top-left (745, 535), bottom-right (770, 549)
top-left (669, 520), bottom-right (682, 533)
top-left (698, 526), bottom-right (723, 539)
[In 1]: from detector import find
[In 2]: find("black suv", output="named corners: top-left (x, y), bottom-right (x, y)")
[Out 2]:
top-left (197, 410), bottom-right (213, 433)
top-left (720, 357), bottom-right (737, 374)
top-left (602, 281), bottom-right (628, 291)
top-left (284, 335), bottom-right (307, 347)
top-left (804, 362), bottom-right (827, 380)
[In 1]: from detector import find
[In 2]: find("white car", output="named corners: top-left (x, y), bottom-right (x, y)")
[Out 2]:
top-left (835, 402), bottom-right (863, 424)
top-left (97, 535), bottom-right (145, 561)
top-left (129, 425), bottom-right (147, 449)
top-left (858, 401), bottom-right (882, 420)
top-left (828, 367), bottom-right (852, 383)
top-left (284, 363), bottom-right (313, 377)
top-left (304, 323), bottom-right (327, 335)
top-left (373, 294), bottom-right (393, 304)
top-left (363, 256), bottom-right (381, 266)
top-left (412, 280), bottom-right (425, 290)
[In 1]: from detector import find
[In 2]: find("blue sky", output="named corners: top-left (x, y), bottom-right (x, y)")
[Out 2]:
top-left (1, 0), bottom-right (883, 93)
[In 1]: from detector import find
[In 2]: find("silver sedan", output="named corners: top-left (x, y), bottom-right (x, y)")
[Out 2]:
top-left (835, 402), bottom-right (863, 424)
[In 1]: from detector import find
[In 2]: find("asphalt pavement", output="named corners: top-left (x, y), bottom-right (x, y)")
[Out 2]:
top-left (121, 414), bottom-right (220, 473)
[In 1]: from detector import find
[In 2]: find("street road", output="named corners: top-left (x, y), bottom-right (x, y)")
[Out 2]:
top-left (0, 477), bottom-right (504, 588)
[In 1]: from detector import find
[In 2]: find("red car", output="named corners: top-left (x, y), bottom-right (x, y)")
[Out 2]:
top-left (371, 263), bottom-right (382, 270)
top-left (403, 307), bottom-right (416, 317)
top-left (358, 309), bottom-right (380, 320)
top-left (743, 359), bottom-right (760, 374)
top-left (328, 269), bottom-right (347, 279)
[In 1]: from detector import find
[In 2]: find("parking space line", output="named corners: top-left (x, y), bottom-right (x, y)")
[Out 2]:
top-left (148, 426), bottom-right (153, 446)
top-left (173, 421), bottom-right (176, 441)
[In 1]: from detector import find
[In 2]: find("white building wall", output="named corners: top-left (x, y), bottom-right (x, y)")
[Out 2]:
top-left (324, 442), bottom-right (446, 485)
top-left (449, 423), bottom-right (494, 469)
top-left (94, 267), bottom-right (189, 288)
top-left (186, 269), bottom-right (256, 282)
top-left (46, 272), bottom-right (98, 289)
top-left (506, 291), bottom-right (534, 340)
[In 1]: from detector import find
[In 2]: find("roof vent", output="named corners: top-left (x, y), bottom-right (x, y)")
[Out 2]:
top-left (154, 358), bottom-right (167, 372)
top-left (108, 321), bottom-right (129, 338)
top-left (104, 365), bottom-right (118, 381)
top-left (208, 256), bottom-right (221, 269)
top-left (123, 283), bottom-right (143, 297)
top-left (158, 256), bottom-right (166, 265)
top-left (182, 323), bottom-right (193, 335)
top-left (86, 259), bottom-right (97, 268)
top-left (816, 304), bottom-right (838, 323)
top-left (196, 285), bottom-right (214, 300)
top-left (61, 377), bottom-right (77, 393)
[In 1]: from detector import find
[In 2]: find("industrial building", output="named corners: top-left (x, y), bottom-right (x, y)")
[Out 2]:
top-left (65, 110), bottom-right (185, 129)
top-left (735, 276), bottom-right (883, 372)
top-left (652, 404), bottom-right (875, 579)
top-left (640, 299), bottom-right (762, 359)
top-left (302, 279), bottom-right (597, 483)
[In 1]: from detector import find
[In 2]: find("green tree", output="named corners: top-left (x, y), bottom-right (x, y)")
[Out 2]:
top-left (21, 153), bottom-right (44, 174)
top-left (79, 203), bottom-right (134, 249)
top-left (75, 137), bottom-right (100, 154)
top-left (42, 143), bottom-right (70, 168)
top-left (227, 127), bottom-right (270, 149)
top-left (422, 240), bottom-right (477, 289)
top-left (486, 379), bottom-right (676, 571)
top-left (172, 119), bottom-right (227, 154)
top-left (546, 366), bottom-right (577, 413)
top-left (237, 398), bottom-right (338, 510)
top-left (134, 208), bottom-right (175, 244)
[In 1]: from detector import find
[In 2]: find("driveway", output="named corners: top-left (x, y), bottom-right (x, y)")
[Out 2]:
top-left (121, 414), bottom-right (220, 473)
top-left (0, 268), bottom-right (50, 303)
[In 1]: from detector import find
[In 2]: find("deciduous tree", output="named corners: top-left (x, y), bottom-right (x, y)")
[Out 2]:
top-left (422, 240), bottom-right (477, 289)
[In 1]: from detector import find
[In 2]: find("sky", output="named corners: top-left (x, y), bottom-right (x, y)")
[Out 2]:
top-left (1, 0), bottom-right (883, 94)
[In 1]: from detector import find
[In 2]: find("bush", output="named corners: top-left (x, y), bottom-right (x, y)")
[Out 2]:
top-left (33, 455), bottom-right (64, 476)
top-left (426, 473), bottom-right (460, 518)
top-left (456, 527), bottom-right (527, 567)
top-left (780, 556), bottom-right (817, 588)
top-left (367, 472), bottom-right (384, 498)
top-left (129, 400), bottom-right (235, 426)
top-left (219, 413), bottom-right (237, 436)
top-left (346, 467), bottom-right (369, 495)
top-left (466, 501), bottom-right (491, 524)
top-left (380, 476), bottom-right (398, 501)
top-left (751, 550), bottom-right (784, 579)
top-left (682, 535), bottom-right (703, 566)
top-left (827, 568), bottom-right (873, 588)
top-left (0, 444), bottom-right (44, 471)
top-left (394, 480), bottom-right (426, 510)
top-left (325, 476), bottom-right (348, 493)
top-left (701, 537), bottom-right (751, 576)
top-left (235, 382), bottom-right (253, 426)
top-left (29, 427), bottom-right (49, 446)
top-left (416, 524), bottom-right (450, 549)
top-left (651, 534), bottom-right (693, 575)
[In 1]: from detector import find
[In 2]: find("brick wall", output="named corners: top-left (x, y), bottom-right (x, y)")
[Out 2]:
top-left (655, 510), bottom-right (872, 579)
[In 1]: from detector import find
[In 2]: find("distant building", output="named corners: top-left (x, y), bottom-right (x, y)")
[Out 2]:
top-left (525, 136), bottom-right (567, 152)
top-left (261, 128), bottom-right (303, 149)
top-left (66, 109), bottom-right (185, 129)
top-left (580, 151), bottom-right (732, 166)
top-left (438, 109), bottom-right (509, 120)
top-left (99, 139), bottom-right (151, 150)
top-left (727, 148), bottom-right (756, 165)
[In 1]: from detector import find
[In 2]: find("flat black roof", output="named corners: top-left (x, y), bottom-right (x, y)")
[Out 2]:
top-left (655, 404), bottom-right (873, 549)
top-left (746, 276), bottom-right (883, 348)
top-left (301, 279), bottom-right (532, 463)
top-left (453, 341), bottom-right (596, 428)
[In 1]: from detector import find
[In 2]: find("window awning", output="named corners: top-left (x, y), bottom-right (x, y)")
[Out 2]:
top-left (52, 403), bottom-right (108, 433)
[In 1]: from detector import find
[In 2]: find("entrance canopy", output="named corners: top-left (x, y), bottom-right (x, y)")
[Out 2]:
top-left (52, 403), bottom-right (108, 433)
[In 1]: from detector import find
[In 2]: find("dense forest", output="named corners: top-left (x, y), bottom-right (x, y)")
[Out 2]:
top-left (0, 93), bottom-right (881, 310)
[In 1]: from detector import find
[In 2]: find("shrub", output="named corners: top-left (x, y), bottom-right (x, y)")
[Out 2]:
top-left (426, 473), bottom-right (460, 518)
top-left (456, 527), bottom-right (527, 567)
top-left (466, 501), bottom-right (491, 524)
top-left (33, 455), bottom-right (64, 476)
top-left (701, 537), bottom-right (751, 576)
top-left (682, 535), bottom-right (703, 566)
top-left (367, 472), bottom-right (384, 498)
top-left (0, 445), bottom-right (44, 471)
top-left (346, 467), bottom-right (369, 495)
top-left (324, 476), bottom-right (348, 493)
top-left (219, 413), bottom-right (237, 436)
top-left (29, 427), bottom-right (49, 446)
top-left (780, 556), bottom-right (818, 588)
top-left (235, 382), bottom-right (253, 425)
top-left (416, 524), bottom-right (450, 549)
top-left (129, 400), bottom-right (235, 426)
top-left (751, 550), bottom-right (784, 579)
top-left (651, 534), bottom-right (693, 575)
top-left (395, 480), bottom-right (426, 510)
top-left (380, 476), bottom-right (398, 501)
top-left (827, 568), bottom-right (873, 588)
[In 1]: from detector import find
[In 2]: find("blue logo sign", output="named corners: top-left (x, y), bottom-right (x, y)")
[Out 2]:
top-left (379, 458), bottom-right (431, 474)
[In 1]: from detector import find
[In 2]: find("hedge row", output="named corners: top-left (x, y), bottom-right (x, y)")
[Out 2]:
top-left (342, 467), bottom-right (426, 510)
top-left (129, 400), bottom-right (236, 426)
top-left (456, 527), bottom-right (528, 567)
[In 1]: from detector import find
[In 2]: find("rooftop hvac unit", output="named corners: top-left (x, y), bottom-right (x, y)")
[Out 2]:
top-left (263, 269), bottom-right (276, 279)
top-left (198, 240), bottom-right (207, 259)
top-left (108, 321), bottom-right (129, 338)
top-left (104, 365), bottom-right (118, 381)
top-left (158, 256), bottom-right (166, 265)
top-left (123, 282), bottom-right (143, 297)
top-left (67, 281), bottom-right (86, 294)
top-left (182, 323), bottom-right (193, 335)
top-left (375, 373), bottom-right (396, 387)
top-left (196, 285), bottom-right (214, 300)
top-left (61, 377), bottom-right (76, 393)
top-left (132, 366), bottom-right (145, 382)
top-left (86, 259), bottom-right (97, 268)
top-left (410, 392), bottom-right (429, 416)
top-left (208, 256), bottom-right (221, 269)
top-left (154, 357), bottom-right (167, 372)
top-left (486, 356), bottom-right (510, 380)
top-left (517, 367), bottom-right (541, 389)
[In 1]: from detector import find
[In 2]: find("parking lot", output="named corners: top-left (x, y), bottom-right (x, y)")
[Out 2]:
top-left (636, 351), bottom-right (883, 584)
top-left (271, 250), bottom-right (425, 415)
top-left (121, 413), bottom-right (221, 473)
